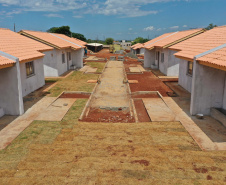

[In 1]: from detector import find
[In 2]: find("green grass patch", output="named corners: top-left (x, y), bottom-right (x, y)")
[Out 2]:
top-left (48, 71), bottom-right (98, 97)
top-left (86, 62), bottom-right (106, 73)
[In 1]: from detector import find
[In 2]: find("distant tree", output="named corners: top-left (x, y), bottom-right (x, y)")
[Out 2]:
top-left (205, 23), bottom-right (217, 30)
top-left (47, 26), bottom-right (86, 41)
top-left (47, 26), bottom-right (71, 37)
top-left (132, 37), bottom-right (149, 45)
top-left (105, 38), bottom-right (114, 45)
top-left (71, 33), bottom-right (86, 41)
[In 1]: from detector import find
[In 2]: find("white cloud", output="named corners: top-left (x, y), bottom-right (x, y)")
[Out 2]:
top-left (0, 0), bottom-right (194, 18)
top-left (144, 26), bottom-right (154, 31)
top-left (183, 25), bottom-right (188, 27)
top-left (129, 28), bottom-right (133, 30)
top-left (156, 28), bottom-right (162, 31)
top-left (170, 26), bottom-right (179, 29)
top-left (45, 14), bottom-right (63, 18)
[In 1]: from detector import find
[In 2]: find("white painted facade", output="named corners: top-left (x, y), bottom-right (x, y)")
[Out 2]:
top-left (20, 58), bottom-right (45, 97)
top-left (178, 59), bottom-right (193, 93)
top-left (190, 62), bottom-right (226, 115)
top-left (0, 63), bottom-right (23, 116)
top-left (43, 48), bottom-right (83, 77)
top-left (144, 48), bottom-right (180, 76)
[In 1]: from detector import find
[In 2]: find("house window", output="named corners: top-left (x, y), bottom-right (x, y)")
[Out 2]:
top-left (62, 53), bottom-right (65, 63)
top-left (67, 52), bottom-right (71, 61)
top-left (26, 61), bottom-right (35, 77)
top-left (161, 53), bottom-right (164, 63)
top-left (187, 61), bottom-right (193, 76)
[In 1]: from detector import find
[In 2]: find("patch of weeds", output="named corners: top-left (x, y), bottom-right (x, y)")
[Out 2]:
top-left (86, 62), bottom-right (106, 73)
top-left (20, 136), bottom-right (28, 140)
top-left (122, 170), bottom-right (151, 180)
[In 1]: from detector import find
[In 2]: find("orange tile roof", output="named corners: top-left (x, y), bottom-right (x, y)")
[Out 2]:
top-left (0, 29), bottom-right (53, 63)
top-left (0, 55), bottom-right (15, 67)
top-left (197, 47), bottom-right (226, 68)
top-left (144, 29), bottom-right (204, 50)
top-left (53, 33), bottom-right (86, 48)
top-left (170, 27), bottom-right (226, 65)
top-left (20, 30), bottom-right (86, 50)
top-left (133, 43), bottom-right (144, 50)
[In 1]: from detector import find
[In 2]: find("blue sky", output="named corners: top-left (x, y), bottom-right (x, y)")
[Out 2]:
top-left (0, 0), bottom-right (225, 40)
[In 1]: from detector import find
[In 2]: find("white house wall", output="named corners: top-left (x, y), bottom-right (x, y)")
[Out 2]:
top-left (20, 58), bottom-right (45, 97)
top-left (0, 65), bottom-right (24, 115)
top-left (71, 48), bottom-right (83, 68)
top-left (140, 48), bottom-right (145, 54)
top-left (178, 60), bottom-right (193, 93)
top-left (167, 50), bottom-right (180, 76)
top-left (144, 49), bottom-right (155, 68)
top-left (190, 62), bottom-right (226, 115)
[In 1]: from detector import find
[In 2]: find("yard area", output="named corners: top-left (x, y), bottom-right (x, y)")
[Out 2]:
top-left (0, 56), bottom-right (226, 184)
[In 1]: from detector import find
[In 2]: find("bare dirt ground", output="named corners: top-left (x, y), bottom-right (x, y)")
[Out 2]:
top-left (127, 72), bottom-right (173, 97)
top-left (0, 50), bottom-right (226, 184)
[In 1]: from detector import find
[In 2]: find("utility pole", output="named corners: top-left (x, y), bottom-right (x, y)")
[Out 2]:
top-left (14, 23), bottom-right (16, 32)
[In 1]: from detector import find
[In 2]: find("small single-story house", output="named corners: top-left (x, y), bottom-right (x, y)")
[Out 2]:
top-left (0, 28), bottom-right (53, 117)
top-left (170, 26), bottom-right (226, 116)
top-left (86, 43), bottom-right (103, 52)
top-left (143, 29), bottom-right (205, 76)
top-left (19, 30), bottom-right (86, 77)
top-left (131, 43), bottom-right (145, 55)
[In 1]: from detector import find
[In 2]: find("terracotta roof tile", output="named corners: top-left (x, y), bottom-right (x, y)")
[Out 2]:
top-left (144, 29), bottom-right (203, 49)
top-left (171, 26), bottom-right (226, 63)
top-left (0, 55), bottom-right (15, 67)
top-left (133, 43), bottom-right (144, 50)
top-left (20, 30), bottom-right (86, 50)
top-left (0, 29), bottom-right (53, 63)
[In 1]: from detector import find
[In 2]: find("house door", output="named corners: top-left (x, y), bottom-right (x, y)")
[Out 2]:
top-left (67, 52), bottom-right (70, 70)
top-left (157, 51), bottom-right (160, 68)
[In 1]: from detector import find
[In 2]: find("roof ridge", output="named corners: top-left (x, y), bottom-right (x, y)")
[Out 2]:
top-left (0, 28), bottom-right (10, 30)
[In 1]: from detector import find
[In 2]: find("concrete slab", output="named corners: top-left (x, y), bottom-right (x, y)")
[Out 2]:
top-left (129, 67), bottom-right (141, 73)
top-left (137, 65), bottom-right (146, 72)
top-left (35, 98), bottom-right (76, 121)
top-left (128, 80), bottom-right (138, 84)
top-left (0, 97), bottom-right (57, 150)
top-left (79, 66), bottom-right (97, 73)
top-left (142, 98), bottom-right (176, 122)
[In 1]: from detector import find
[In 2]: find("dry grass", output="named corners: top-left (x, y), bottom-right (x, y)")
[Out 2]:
top-left (0, 61), bottom-right (226, 184)
top-left (86, 62), bottom-right (106, 73)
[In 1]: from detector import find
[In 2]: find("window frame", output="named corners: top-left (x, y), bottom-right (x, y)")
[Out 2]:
top-left (26, 61), bottom-right (35, 78)
top-left (62, 53), bottom-right (65, 64)
top-left (161, 53), bottom-right (164, 63)
top-left (187, 61), bottom-right (193, 76)
top-left (67, 52), bottom-right (71, 61)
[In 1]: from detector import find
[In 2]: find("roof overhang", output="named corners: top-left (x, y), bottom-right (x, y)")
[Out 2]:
top-left (198, 61), bottom-right (226, 72)
top-left (174, 55), bottom-right (193, 62)
top-left (20, 56), bottom-right (44, 63)
top-left (0, 63), bottom-right (14, 69)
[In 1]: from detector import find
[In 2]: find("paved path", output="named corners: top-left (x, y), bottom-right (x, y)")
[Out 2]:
top-left (91, 61), bottom-right (130, 109)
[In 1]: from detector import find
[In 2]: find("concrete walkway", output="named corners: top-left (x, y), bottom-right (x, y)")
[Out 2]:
top-left (91, 61), bottom-right (130, 109)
